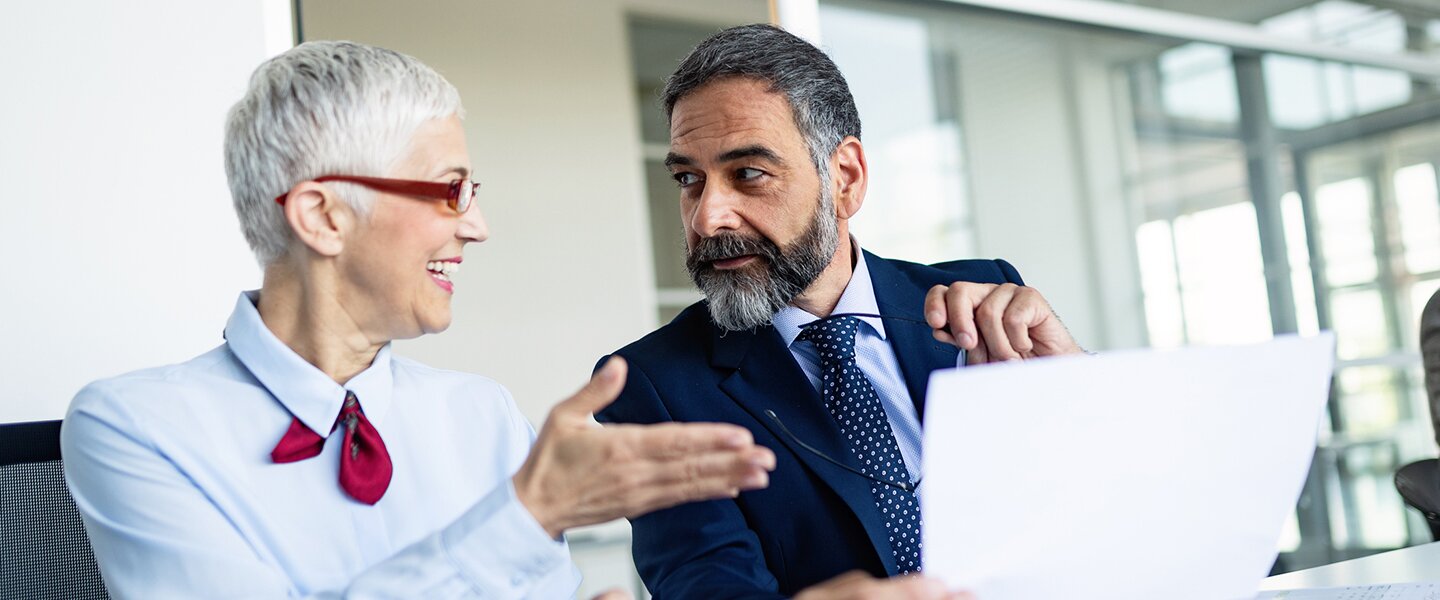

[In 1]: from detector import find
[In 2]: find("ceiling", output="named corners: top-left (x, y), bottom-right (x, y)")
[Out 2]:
top-left (1094, 0), bottom-right (1437, 24)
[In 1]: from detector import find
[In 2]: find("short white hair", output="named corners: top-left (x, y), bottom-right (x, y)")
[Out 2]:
top-left (224, 41), bottom-right (464, 266)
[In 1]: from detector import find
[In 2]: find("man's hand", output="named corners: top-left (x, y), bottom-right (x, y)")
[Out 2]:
top-left (795, 571), bottom-right (973, 600)
top-left (924, 282), bottom-right (1083, 364)
top-left (512, 357), bottom-right (776, 538)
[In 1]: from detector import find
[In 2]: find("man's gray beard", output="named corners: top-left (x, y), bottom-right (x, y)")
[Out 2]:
top-left (686, 191), bottom-right (840, 332)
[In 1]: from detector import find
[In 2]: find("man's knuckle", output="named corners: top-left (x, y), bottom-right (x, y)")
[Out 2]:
top-left (664, 433), bottom-right (694, 457)
top-left (682, 478), bottom-right (712, 501)
top-left (683, 456), bottom-right (708, 482)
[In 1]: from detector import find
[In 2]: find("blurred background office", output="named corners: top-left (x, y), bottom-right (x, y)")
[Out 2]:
top-left (4, 0), bottom-right (1439, 596)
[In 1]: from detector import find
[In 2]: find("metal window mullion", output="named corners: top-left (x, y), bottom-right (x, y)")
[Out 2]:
top-left (1366, 152), bottom-right (1406, 349)
top-left (1370, 149), bottom-right (1417, 429)
top-left (1233, 52), bottom-right (1300, 336)
top-left (1291, 146), bottom-right (1348, 459)
top-left (1235, 51), bottom-right (1337, 564)
top-left (1292, 445), bottom-right (1339, 567)
top-left (1294, 151), bottom-right (1334, 337)
top-left (1372, 146), bottom-right (1431, 547)
top-left (1405, 13), bottom-right (1433, 99)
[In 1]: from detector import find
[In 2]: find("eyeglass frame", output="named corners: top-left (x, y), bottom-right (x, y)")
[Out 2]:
top-left (273, 175), bottom-right (481, 215)
top-left (767, 311), bottom-right (944, 494)
top-left (764, 409), bottom-right (921, 493)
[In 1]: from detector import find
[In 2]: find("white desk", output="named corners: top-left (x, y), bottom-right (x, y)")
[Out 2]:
top-left (1260, 542), bottom-right (1440, 590)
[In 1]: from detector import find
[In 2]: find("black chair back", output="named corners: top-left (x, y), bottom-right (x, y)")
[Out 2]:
top-left (1403, 290), bottom-right (1440, 541)
top-left (0, 420), bottom-right (108, 599)
top-left (1396, 458), bottom-right (1440, 542)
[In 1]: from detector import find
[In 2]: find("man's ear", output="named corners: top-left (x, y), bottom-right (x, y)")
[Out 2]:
top-left (280, 181), bottom-right (352, 258)
top-left (830, 136), bottom-right (867, 220)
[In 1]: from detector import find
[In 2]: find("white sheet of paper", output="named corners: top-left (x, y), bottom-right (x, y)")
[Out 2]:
top-left (922, 334), bottom-right (1335, 600)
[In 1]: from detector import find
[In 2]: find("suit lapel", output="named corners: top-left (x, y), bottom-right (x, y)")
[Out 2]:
top-left (712, 324), bottom-right (901, 575)
top-left (866, 252), bottom-right (961, 423)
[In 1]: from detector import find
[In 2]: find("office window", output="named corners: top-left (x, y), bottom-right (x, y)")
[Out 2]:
top-left (818, 0), bottom-right (1440, 567)
top-left (1159, 43), bottom-right (1241, 125)
top-left (1125, 20), bottom-right (1440, 564)
top-left (820, 3), bottom-right (973, 263)
top-left (1259, 1), bottom-right (1415, 129)
top-left (817, 2), bottom-right (1440, 568)
top-left (1396, 163), bottom-right (1440, 276)
top-left (1280, 128), bottom-right (1440, 558)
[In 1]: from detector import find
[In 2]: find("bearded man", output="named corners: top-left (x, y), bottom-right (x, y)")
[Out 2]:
top-left (596, 24), bottom-right (1086, 599)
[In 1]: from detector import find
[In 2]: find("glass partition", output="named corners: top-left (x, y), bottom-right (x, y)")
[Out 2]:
top-left (821, 0), bottom-right (1440, 571)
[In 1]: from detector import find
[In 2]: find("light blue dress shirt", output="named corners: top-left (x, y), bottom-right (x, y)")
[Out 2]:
top-left (62, 291), bottom-right (581, 599)
top-left (772, 247), bottom-right (925, 483)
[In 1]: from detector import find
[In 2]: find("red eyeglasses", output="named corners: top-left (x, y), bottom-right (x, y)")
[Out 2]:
top-left (273, 175), bottom-right (480, 214)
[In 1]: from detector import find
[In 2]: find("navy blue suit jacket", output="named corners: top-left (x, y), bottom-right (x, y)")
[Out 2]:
top-left (597, 252), bottom-right (1024, 598)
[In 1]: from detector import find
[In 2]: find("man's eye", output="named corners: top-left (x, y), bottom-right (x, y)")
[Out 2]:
top-left (737, 167), bottom-right (764, 181)
top-left (673, 172), bottom-right (700, 187)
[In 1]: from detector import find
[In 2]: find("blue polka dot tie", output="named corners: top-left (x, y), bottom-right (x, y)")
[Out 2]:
top-left (798, 316), bottom-right (922, 573)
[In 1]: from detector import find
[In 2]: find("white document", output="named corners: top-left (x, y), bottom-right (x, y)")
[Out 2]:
top-left (921, 334), bottom-right (1335, 600)
top-left (1257, 583), bottom-right (1440, 599)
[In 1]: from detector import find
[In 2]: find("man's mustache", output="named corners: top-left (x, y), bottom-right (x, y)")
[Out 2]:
top-left (687, 233), bottom-right (783, 267)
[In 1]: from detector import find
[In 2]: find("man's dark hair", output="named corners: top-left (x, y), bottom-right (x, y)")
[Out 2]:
top-left (662, 24), bottom-right (862, 179)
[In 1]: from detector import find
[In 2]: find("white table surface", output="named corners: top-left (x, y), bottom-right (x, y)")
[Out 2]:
top-left (1260, 542), bottom-right (1440, 590)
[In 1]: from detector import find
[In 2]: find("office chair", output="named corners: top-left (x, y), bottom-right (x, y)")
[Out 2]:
top-left (0, 420), bottom-right (108, 599)
top-left (1395, 290), bottom-right (1440, 541)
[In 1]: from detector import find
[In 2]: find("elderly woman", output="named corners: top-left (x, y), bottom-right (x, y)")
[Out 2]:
top-left (60, 41), bottom-right (775, 598)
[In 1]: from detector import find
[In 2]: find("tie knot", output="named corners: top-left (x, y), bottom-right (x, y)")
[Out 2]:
top-left (798, 315), bottom-right (861, 363)
top-left (340, 391), bottom-right (365, 430)
top-left (341, 391), bottom-right (361, 413)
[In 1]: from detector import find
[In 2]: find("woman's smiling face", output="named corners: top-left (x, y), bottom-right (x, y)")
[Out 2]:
top-left (336, 115), bottom-right (488, 342)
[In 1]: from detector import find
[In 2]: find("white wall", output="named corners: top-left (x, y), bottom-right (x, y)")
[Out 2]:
top-left (0, 1), bottom-right (292, 422)
top-left (952, 16), bottom-right (1111, 349)
top-left (945, 11), bottom-right (1151, 351)
top-left (0, 0), bottom-right (735, 426)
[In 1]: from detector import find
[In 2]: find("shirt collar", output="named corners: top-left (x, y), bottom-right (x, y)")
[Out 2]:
top-left (773, 239), bottom-right (887, 349)
top-left (224, 291), bottom-right (394, 436)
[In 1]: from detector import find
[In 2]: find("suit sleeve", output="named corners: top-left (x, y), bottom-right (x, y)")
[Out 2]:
top-left (994, 258), bottom-right (1025, 286)
top-left (925, 256), bottom-right (1024, 287)
top-left (596, 356), bottom-right (786, 600)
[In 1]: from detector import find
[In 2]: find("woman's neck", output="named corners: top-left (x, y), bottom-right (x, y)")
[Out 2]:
top-left (256, 262), bottom-right (384, 385)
